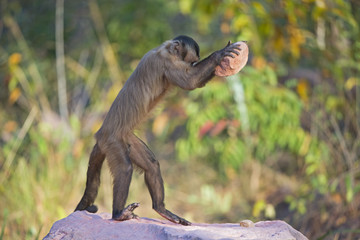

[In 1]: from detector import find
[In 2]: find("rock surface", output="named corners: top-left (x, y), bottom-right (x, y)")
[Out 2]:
top-left (43, 211), bottom-right (308, 240)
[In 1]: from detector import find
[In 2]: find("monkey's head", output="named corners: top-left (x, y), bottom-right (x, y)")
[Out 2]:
top-left (171, 35), bottom-right (200, 65)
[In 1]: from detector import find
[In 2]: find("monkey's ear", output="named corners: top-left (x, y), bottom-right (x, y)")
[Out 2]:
top-left (227, 40), bottom-right (232, 46)
top-left (167, 40), bottom-right (181, 56)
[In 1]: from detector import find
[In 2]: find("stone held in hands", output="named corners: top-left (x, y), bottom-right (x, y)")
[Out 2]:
top-left (215, 41), bottom-right (249, 77)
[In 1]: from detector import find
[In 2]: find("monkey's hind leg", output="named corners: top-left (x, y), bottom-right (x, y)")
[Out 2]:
top-left (129, 135), bottom-right (191, 226)
top-left (75, 143), bottom-right (105, 213)
top-left (106, 140), bottom-right (139, 221)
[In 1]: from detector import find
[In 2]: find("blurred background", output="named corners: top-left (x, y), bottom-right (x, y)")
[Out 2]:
top-left (0, 0), bottom-right (359, 239)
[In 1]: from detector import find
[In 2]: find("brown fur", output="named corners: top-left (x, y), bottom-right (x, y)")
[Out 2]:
top-left (75, 36), bottom-right (241, 225)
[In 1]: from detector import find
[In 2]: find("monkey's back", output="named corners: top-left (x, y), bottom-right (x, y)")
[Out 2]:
top-left (95, 44), bottom-right (171, 147)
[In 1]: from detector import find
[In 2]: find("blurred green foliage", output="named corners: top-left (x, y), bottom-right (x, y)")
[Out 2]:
top-left (176, 64), bottom-right (306, 178)
top-left (1, 0), bottom-right (359, 239)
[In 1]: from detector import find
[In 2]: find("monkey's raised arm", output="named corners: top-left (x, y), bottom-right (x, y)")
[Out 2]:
top-left (163, 38), bottom-right (241, 90)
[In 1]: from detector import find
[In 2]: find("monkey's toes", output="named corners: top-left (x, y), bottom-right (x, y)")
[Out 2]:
top-left (126, 202), bottom-right (140, 212)
top-left (167, 214), bottom-right (191, 226)
top-left (178, 217), bottom-right (191, 226)
top-left (155, 208), bottom-right (191, 226)
top-left (113, 203), bottom-right (140, 221)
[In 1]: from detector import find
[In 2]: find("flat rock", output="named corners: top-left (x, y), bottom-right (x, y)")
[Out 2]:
top-left (43, 211), bottom-right (308, 240)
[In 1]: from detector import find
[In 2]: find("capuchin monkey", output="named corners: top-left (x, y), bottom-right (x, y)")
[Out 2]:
top-left (75, 35), bottom-right (241, 225)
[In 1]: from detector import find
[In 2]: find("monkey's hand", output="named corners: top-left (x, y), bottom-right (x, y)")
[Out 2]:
top-left (212, 41), bottom-right (242, 65)
top-left (215, 41), bottom-right (249, 77)
top-left (113, 202), bottom-right (140, 221)
top-left (155, 207), bottom-right (191, 226)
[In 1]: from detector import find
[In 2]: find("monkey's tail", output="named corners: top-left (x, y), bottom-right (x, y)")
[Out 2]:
top-left (75, 143), bottom-right (106, 213)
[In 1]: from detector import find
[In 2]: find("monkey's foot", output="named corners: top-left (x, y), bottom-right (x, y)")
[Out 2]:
top-left (113, 202), bottom-right (140, 221)
top-left (75, 201), bottom-right (98, 213)
top-left (155, 208), bottom-right (191, 226)
top-left (84, 205), bottom-right (98, 213)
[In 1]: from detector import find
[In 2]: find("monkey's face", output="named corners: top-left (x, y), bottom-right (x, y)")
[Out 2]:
top-left (183, 46), bottom-right (200, 65)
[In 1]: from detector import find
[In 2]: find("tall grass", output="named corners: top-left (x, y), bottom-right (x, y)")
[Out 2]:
top-left (0, 4), bottom-right (124, 238)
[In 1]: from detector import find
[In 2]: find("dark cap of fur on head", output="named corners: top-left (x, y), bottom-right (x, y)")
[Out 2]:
top-left (173, 35), bottom-right (200, 58)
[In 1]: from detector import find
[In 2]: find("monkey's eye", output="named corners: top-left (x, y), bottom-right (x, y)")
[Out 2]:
top-left (191, 62), bottom-right (198, 66)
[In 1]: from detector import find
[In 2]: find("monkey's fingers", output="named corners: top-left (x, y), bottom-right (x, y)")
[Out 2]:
top-left (224, 45), bottom-right (242, 58)
top-left (221, 40), bottom-right (233, 51)
top-left (228, 44), bottom-right (242, 53)
top-left (224, 52), bottom-right (239, 59)
top-left (224, 53), bottom-right (236, 59)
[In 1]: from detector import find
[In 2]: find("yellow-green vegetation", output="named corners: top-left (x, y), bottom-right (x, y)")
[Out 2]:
top-left (1, 0), bottom-right (359, 239)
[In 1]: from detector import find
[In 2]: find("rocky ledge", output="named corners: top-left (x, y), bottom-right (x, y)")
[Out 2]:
top-left (44, 211), bottom-right (308, 240)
